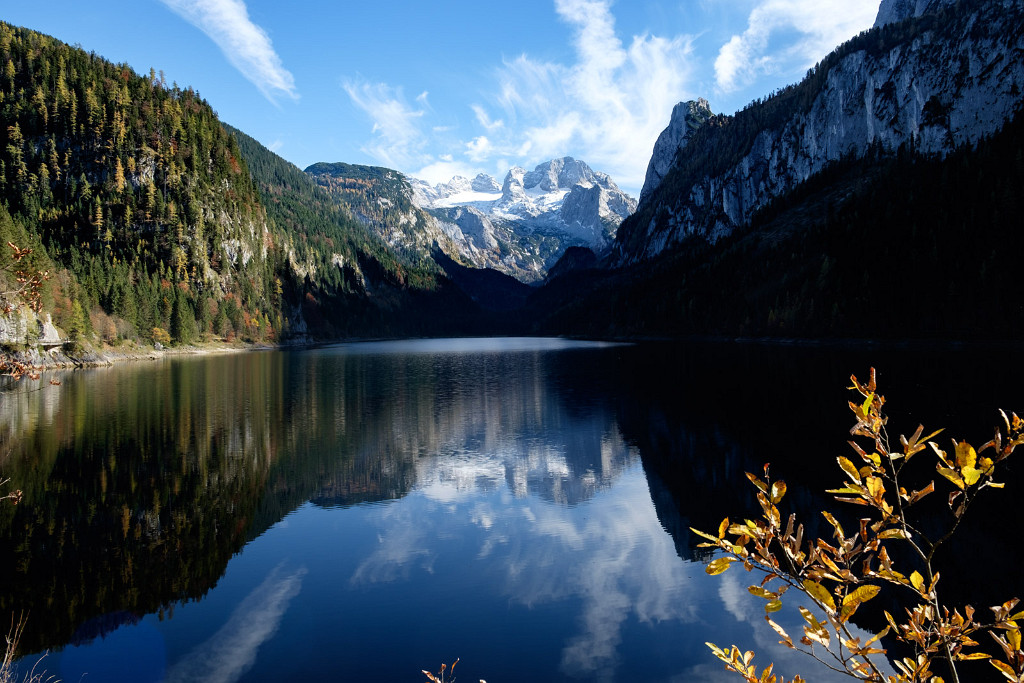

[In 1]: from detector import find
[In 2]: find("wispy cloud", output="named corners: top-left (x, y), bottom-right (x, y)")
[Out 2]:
top-left (341, 0), bottom-right (694, 193)
top-left (476, 0), bottom-right (697, 193)
top-left (343, 79), bottom-right (431, 172)
top-left (714, 0), bottom-right (878, 92)
top-left (165, 563), bottom-right (307, 683)
top-left (342, 0), bottom-right (874, 195)
top-left (159, 0), bottom-right (298, 102)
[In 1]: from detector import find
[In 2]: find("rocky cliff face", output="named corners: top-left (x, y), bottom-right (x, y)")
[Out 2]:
top-left (305, 163), bottom-right (461, 267)
top-left (873, 0), bottom-right (957, 26)
top-left (615, 0), bottom-right (1024, 264)
top-left (639, 99), bottom-right (714, 203)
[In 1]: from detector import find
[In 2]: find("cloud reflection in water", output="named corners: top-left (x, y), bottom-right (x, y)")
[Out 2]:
top-left (350, 424), bottom-right (700, 678)
top-left (165, 563), bottom-right (307, 683)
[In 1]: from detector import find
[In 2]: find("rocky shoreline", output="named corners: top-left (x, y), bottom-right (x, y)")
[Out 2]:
top-left (1, 340), bottom-right (265, 376)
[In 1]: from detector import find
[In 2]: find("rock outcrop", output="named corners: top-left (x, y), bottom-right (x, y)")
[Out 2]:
top-left (614, 0), bottom-right (1024, 264)
top-left (639, 99), bottom-right (714, 203)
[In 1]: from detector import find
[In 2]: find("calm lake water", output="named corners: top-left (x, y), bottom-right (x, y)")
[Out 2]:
top-left (1, 337), bottom-right (1022, 682)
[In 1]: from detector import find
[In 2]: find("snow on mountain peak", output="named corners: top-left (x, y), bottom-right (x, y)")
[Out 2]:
top-left (471, 173), bottom-right (501, 193)
top-left (405, 157), bottom-right (636, 281)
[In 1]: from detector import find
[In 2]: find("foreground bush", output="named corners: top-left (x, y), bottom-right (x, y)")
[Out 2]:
top-left (694, 369), bottom-right (1024, 683)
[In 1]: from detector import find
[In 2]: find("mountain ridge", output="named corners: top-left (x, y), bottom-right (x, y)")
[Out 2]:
top-left (614, 0), bottom-right (1024, 264)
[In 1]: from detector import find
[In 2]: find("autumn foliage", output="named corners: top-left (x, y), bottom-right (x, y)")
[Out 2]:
top-left (694, 369), bottom-right (1024, 683)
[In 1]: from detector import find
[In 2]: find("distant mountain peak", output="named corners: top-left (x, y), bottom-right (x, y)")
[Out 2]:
top-left (471, 173), bottom-right (501, 193)
top-left (405, 157), bottom-right (635, 282)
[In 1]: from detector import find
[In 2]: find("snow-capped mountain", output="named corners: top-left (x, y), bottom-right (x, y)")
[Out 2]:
top-left (411, 173), bottom-right (502, 208)
top-left (410, 158), bottom-right (636, 281)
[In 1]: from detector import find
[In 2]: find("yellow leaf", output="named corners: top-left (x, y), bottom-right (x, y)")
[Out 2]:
top-left (746, 472), bottom-right (768, 493)
top-left (803, 579), bottom-right (836, 613)
top-left (690, 527), bottom-right (721, 543)
top-left (878, 529), bottom-right (907, 539)
top-left (822, 511), bottom-right (845, 538)
top-left (718, 517), bottom-right (730, 540)
top-left (803, 623), bottom-right (831, 648)
top-left (820, 553), bottom-right (844, 578)
top-left (861, 393), bottom-right (875, 417)
top-left (937, 466), bottom-right (965, 490)
top-left (707, 557), bottom-right (735, 576)
top-left (957, 652), bottom-right (991, 660)
top-left (1009, 628), bottom-right (1021, 652)
top-left (765, 599), bottom-right (783, 613)
top-left (826, 486), bottom-right (865, 496)
top-left (866, 476), bottom-right (885, 500)
top-left (955, 441), bottom-right (977, 469)
top-left (840, 585), bottom-right (880, 621)
top-left (990, 659), bottom-right (1016, 678)
top-left (770, 480), bottom-right (787, 504)
top-left (749, 586), bottom-right (777, 599)
top-left (843, 584), bottom-right (880, 607)
top-left (838, 456), bottom-right (861, 483)
top-left (910, 571), bottom-right (925, 593)
top-left (962, 465), bottom-right (982, 487)
top-left (766, 618), bottom-right (794, 648)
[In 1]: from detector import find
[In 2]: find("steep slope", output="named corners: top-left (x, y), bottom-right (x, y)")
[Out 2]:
top-left (528, 107), bottom-right (1024, 341)
top-left (614, 0), bottom-right (1024, 263)
top-left (234, 136), bottom-right (505, 338)
top-left (300, 161), bottom-right (531, 318)
top-left (0, 21), bottom-right (278, 346)
top-left (304, 162), bottom-right (461, 269)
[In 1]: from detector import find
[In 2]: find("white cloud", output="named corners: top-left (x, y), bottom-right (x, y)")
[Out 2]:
top-left (472, 0), bottom-right (697, 195)
top-left (159, 0), bottom-right (298, 102)
top-left (343, 79), bottom-right (430, 171)
top-left (465, 135), bottom-right (493, 162)
top-left (410, 159), bottom-right (484, 188)
top-left (472, 104), bottom-right (504, 132)
top-left (165, 563), bottom-right (306, 683)
top-left (339, 0), bottom-right (697, 193)
top-left (715, 0), bottom-right (878, 92)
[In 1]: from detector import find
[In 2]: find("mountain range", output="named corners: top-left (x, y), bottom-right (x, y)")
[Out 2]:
top-left (315, 157), bottom-right (637, 283)
top-left (1, 0), bottom-right (1022, 352)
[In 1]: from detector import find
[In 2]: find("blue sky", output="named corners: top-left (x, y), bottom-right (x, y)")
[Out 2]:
top-left (3, 0), bottom-right (879, 196)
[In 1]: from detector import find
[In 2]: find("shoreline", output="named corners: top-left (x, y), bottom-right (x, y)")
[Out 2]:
top-left (1, 339), bottom-right (279, 377)
top-left (5, 332), bottom-right (1023, 380)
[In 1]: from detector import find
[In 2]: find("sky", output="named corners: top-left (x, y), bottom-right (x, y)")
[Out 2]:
top-left (3, 0), bottom-right (879, 197)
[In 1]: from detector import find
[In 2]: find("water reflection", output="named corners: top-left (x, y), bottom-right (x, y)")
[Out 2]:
top-left (0, 338), bottom-right (1020, 682)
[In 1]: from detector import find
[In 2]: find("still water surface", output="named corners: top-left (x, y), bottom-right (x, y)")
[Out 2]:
top-left (1, 338), bottom-right (1022, 682)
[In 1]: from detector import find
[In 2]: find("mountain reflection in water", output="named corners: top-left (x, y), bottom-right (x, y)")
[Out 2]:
top-left (1, 338), bottom-right (1021, 682)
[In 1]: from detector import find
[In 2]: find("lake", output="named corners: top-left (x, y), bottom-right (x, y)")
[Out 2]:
top-left (2, 337), bottom-right (1022, 682)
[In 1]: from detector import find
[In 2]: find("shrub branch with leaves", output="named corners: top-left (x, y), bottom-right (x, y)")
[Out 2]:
top-left (692, 369), bottom-right (1024, 683)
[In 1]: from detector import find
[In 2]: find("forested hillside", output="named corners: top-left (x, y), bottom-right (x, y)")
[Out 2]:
top-left (226, 128), bottom-right (482, 338)
top-left (0, 21), bottom-right (279, 346)
top-left (0, 21), bottom-right (499, 348)
top-left (304, 161), bottom-right (459, 270)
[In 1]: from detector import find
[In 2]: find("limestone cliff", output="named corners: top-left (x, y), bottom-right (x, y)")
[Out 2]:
top-left (614, 0), bottom-right (1024, 264)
